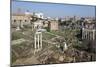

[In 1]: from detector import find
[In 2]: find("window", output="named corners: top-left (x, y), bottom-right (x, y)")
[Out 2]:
top-left (19, 20), bottom-right (22, 22)
top-left (14, 20), bottom-right (16, 22)
top-left (25, 20), bottom-right (27, 22)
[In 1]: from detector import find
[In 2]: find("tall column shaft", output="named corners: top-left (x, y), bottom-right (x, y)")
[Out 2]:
top-left (16, 20), bottom-right (20, 30)
top-left (40, 33), bottom-right (42, 49)
top-left (82, 28), bottom-right (85, 39)
top-left (21, 21), bottom-right (23, 28)
top-left (88, 31), bottom-right (90, 40)
top-left (88, 31), bottom-right (89, 40)
top-left (38, 34), bottom-right (40, 49)
top-left (34, 34), bottom-right (37, 49)
top-left (93, 30), bottom-right (95, 40)
top-left (17, 20), bottom-right (19, 27)
top-left (82, 31), bottom-right (85, 39)
top-left (83, 31), bottom-right (85, 39)
top-left (32, 24), bottom-right (33, 31)
top-left (82, 30), bottom-right (84, 39)
top-left (86, 31), bottom-right (87, 39)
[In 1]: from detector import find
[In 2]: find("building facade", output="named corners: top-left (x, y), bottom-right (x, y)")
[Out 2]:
top-left (82, 28), bottom-right (96, 40)
top-left (82, 19), bottom-right (96, 40)
top-left (49, 20), bottom-right (59, 31)
top-left (11, 13), bottom-right (32, 28)
top-left (34, 12), bottom-right (44, 19)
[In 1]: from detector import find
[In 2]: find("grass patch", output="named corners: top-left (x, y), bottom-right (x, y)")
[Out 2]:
top-left (11, 31), bottom-right (25, 40)
top-left (42, 32), bottom-right (56, 40)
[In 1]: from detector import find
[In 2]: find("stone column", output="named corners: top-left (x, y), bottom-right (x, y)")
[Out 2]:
top-left (34, 34), bottom-right (37, 50)
top-left (83, 31), bottom-right (85, 39)
top-left (91, 32), bottom-right (93, 40)
top-left (34, 33), bottom-right (37, 54)
top-left (91, 31), bottom-right (93, 40)
top-left (21, 21), bottom-right (24, 28)
top-left (88, 31), bottom-right (90, 40)
top-left (82, 31), bottom-right (83, 39)
top-left (16, 20), bottom-right (20, 30)
top-left (90, 31), bottom-right (92, 40)
top-left (32, 24), bottom-right (34, 31)
top-left (86, 31), bottom-right (87, 40)
top-left (64, 42), bottom-right (68, 50)
top-left (86, 31), bottom-right (87, 39)
top-left (38, 34), bottom-right (40, 50)
top-left (40, 33), bottom-right (42, 49)
top-left (93, 30), bottom-right (95, 40)
top-left (82, 30), bottom-right (85, 39)
top-left (82, 28), bottom-right (84, 39)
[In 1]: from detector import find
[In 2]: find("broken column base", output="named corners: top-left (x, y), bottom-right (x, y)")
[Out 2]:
top-left (16, 27), bottom-right (20, 31)
top-left (34, 48), bottom-right (42, 55)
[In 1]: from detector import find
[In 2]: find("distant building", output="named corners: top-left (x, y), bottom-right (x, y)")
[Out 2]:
top-left (42, 20), bottom-right (59, 31)
top-left (33, 20), bottom-right (43, 30)
top-left (11, 11), bottom-right (32, 28)
top-left (82, 19), bottom-right (96, 40)
top-left (82, 28), bottom-right (96, 40)
top-left (49, 20), bottom-right (59, 31)
top-left (43, 20), bottom-right (50, 28)
top-left (34, 12), bottom-right (44, 19)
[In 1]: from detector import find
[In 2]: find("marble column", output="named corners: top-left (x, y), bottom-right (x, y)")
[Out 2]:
top-left (38, 34), bottom-right (40, 50)
top-left (32, 24), bottom-right (34, 31)
top-left (88, 31), bottom-right (90, 40)
top-left (82, 29), bottom-right (84, 39)
top-left (85, 31), bottom-right (87, 39)
top-left (34, 34), bottom-right (37, 49)
top-left (40, 33), bottom-right (42, 49)
top-left (16, 20), bottom-right (20, 30)
top-left (93, 30), bottom-right (95, 40)
top-left (21, 21), bottom-right (23, 28)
